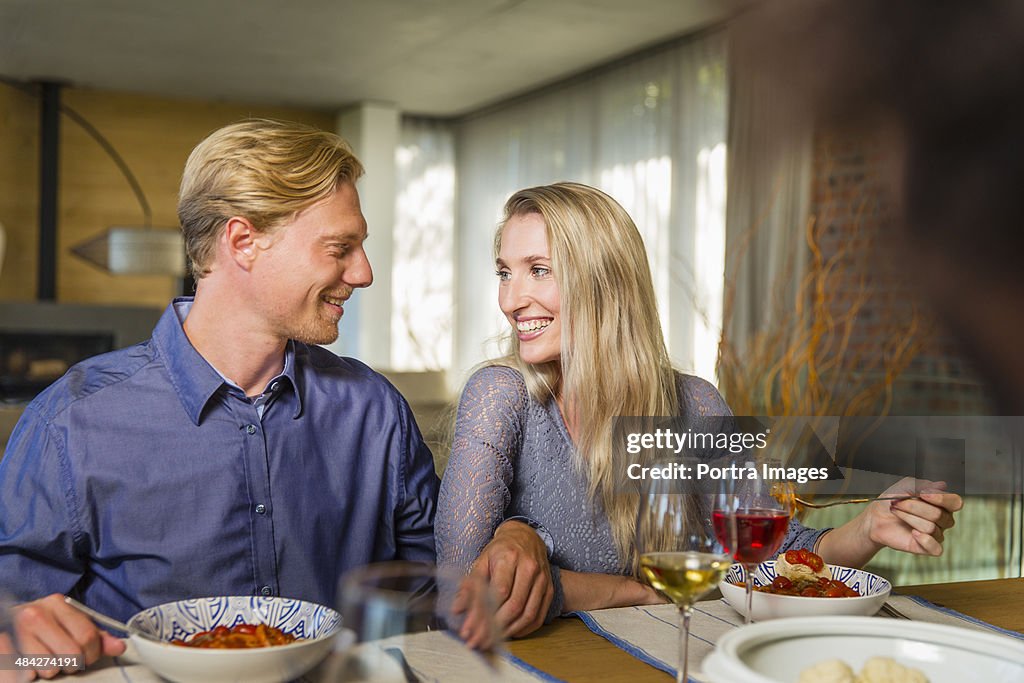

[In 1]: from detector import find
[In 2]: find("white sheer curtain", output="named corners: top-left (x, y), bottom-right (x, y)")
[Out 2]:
top-left (723, 30), bottom-right (814, 356)
top-left (392, 118), bottom-right (455, 371)
top-left (453, 31), bottom-right (728, 387)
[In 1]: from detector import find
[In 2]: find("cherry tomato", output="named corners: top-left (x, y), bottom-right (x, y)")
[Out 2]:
top-left (785, 550), bottom-right (802, 564)
top-left (772, 576), bottom-right (793, 591)
top-left (805, 553), bottom-right (825, 572)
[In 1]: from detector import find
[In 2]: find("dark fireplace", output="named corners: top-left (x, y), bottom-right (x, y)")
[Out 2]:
top-left (1, 330), bottom-right (114, 401)
top-left (0, 301), bottom-right (162, 403)
top-left (1, 301), bottom-right (163, 452)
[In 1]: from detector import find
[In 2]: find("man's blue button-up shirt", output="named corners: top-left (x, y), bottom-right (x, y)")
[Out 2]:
top-left (0, 299), bottom-right (439, 620)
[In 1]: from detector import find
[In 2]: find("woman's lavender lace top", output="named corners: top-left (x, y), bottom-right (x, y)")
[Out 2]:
top-left (436, 365), bottom-right (828, 617)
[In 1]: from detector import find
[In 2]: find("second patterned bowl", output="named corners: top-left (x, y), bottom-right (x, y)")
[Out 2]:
top-left (719, 561), bottom-right (891, 621)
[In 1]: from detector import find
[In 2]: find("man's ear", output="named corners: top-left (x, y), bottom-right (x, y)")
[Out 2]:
top-left (223, 216), bottom-right (258, 269)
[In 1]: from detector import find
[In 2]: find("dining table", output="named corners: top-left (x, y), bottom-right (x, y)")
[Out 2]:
top-left (507, 577), bottom-right (1024, 682)
top-left (33, 577), bottom-right (1024, 681)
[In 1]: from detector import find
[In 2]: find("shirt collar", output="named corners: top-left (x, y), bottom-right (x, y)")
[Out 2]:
top-left (152, 297), bottom-right (303, 424)
top-left (264, 340), bottom-right (303, 419)
top-left (280, 340), bottom-right (304, 419)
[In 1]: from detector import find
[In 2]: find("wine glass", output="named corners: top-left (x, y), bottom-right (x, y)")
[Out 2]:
top-left (712, 458), bottom-right (795, 624)
top-left (333, 562), bottom-right (504, 682)
top-left (635, 458), bottom-right (733, 683)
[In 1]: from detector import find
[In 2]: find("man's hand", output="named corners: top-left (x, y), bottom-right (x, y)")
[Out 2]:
top-left (13, 594), bottom-right (126, 680)
top-left (469, 521), bottom-right (554, 638)
top-left (864, 478), bottom-right (962, 556)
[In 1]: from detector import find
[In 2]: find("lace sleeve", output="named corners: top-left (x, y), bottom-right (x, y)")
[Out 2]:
top-left (677, 373), bottom-right (734, 417)
top-left (436, 366), bottom-right (529, 572)
top-left (779, 517), bottom-right (831, 554)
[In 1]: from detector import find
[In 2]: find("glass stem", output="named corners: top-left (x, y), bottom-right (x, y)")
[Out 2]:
top-left (676, 604), bottom-right (693, 683)
top-left (744, 563), bottom-right (755, 624)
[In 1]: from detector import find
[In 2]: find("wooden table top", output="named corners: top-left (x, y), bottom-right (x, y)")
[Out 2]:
top-left (506, 577), bottom-right (1024, 682)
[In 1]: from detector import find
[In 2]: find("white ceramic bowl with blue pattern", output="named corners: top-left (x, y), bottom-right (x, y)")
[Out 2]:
top-left (719, 561), bottom-right (891, 621)
top-left (126, 596), bottom-right (343, 683)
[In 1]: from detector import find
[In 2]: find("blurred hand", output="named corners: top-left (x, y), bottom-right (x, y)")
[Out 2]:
top-left (450, 573), bottom-right (501, 653)
top-left (469, 521), bottom-right (553, 638)
top-left (863, 478), bottom-right (962, 556)
top-left (13, 594), bottom-right (126, 679)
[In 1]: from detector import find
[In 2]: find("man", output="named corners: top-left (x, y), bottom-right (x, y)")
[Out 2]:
top-left (0, 119), bottom-right (438, 676)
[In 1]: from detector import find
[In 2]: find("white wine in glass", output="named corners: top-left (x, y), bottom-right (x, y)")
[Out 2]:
top-left (639, 551), bottom-right (733, 607)
top-left (636, 460), bottom-right (733, 683)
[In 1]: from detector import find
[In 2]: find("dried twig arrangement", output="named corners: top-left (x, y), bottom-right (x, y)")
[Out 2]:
top-left (717, 194), bottom-right (931, 420)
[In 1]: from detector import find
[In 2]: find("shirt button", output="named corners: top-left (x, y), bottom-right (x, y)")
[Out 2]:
top-left (245, 424), bottom-right (257, 435)
top-left (260, 586), bottom-right (272, 596)
top-left (255, 504), bottom-right (267, 514)
top-left (270, 382), bottom-right (280, 392)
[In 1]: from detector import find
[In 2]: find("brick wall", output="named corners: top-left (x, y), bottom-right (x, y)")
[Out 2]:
top-left (804, 126), bottom-right (1015, 584)
top-left (809, 127), bottom-right (996, 418)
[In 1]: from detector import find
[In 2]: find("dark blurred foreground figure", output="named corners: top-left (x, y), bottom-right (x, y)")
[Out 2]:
top-left (735, 0), bottom-right (1024, 414)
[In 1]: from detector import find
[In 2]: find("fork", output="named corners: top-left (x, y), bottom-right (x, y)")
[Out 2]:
top-left (63, 596), bottom-right (163, 642)
top-left (879, 601), bottom-right (911, 620)
top-left (793, 494), bottom-right (920, 509)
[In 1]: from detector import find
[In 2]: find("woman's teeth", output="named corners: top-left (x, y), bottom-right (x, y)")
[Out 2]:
top-left (516, 319), bottom-right (551, 333)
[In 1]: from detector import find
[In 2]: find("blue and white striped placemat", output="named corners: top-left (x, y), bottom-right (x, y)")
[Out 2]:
top-left (573, 594), bottom-right (1024, 683)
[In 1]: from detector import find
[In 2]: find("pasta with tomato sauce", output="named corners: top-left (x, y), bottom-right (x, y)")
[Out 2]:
top-left (760, 549), bottom-right (860, 597)
top-left (171, 623), bottom-right (299, 648)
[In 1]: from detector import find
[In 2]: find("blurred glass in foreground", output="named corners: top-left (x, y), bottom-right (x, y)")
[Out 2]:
top-left (328, 562), bottom-right (513, 682)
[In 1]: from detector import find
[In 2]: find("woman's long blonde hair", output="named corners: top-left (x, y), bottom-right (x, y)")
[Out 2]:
top-left (494, 182), bottom-right (679, 568)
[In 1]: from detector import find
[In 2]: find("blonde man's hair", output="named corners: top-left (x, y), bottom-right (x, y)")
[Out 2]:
top-left (178, 118), bottom-right (364, 278)
top-left (494, 182), bottom-right (680, 569)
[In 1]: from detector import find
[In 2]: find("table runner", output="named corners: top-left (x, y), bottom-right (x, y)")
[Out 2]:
top-left (326, 630), bottom-right (564, 682)
top-left (573, 594), bottom-right (1024, 683)
top-left (67, 630), bottom-right (562, 682)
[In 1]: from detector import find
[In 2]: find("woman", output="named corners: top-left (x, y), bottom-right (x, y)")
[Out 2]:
top-left (436, 182), bottom-right (960, 636)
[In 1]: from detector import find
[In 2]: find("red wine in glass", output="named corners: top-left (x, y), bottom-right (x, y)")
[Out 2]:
top-left (713, 506), bottom-right (791, 623)
top-left (712, 508), bottom-right (789, 564)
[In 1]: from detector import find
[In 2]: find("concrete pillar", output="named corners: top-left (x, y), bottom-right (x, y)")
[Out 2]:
top-left (329, 102), bottom-right (399, 368)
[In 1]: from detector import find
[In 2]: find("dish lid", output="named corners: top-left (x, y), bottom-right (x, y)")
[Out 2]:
top-left (703, 615), bottom-right (1024, 683)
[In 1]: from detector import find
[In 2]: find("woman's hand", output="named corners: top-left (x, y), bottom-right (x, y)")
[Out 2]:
top-left (862, 478), bottom-right (962, 556)
top-left (817, 477), bottom-right (962, 568)
top-left (560, 570), bottom-right (665, 613)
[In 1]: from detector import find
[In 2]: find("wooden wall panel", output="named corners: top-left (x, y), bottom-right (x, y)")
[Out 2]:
top-left (0, 84), bottom-right (40, 302)
top-left (0, 83), bottom-right (335, 307)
